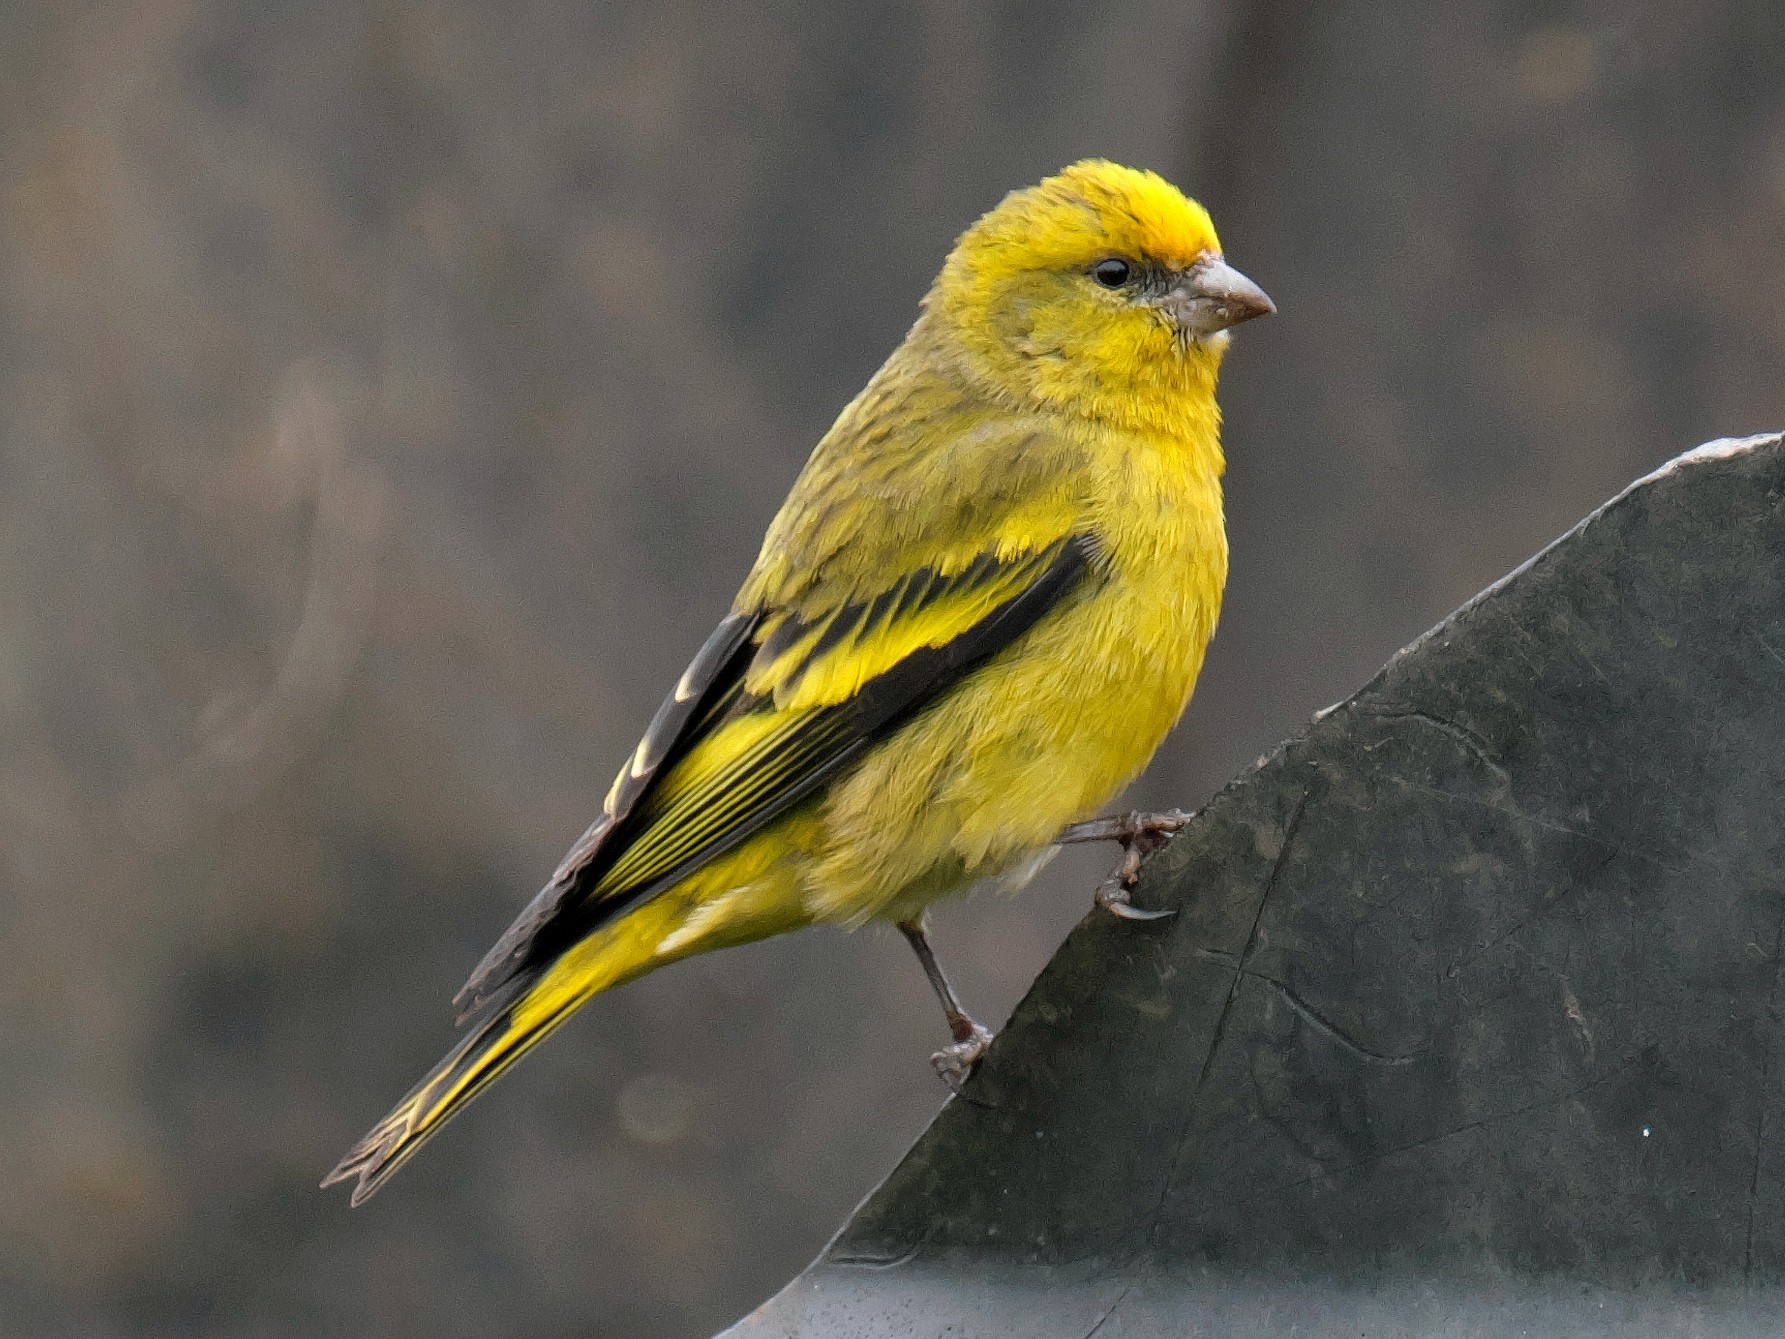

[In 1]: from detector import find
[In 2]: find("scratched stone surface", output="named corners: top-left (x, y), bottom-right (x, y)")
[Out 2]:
top-left (720, 432), bottom-right (1785, 1338)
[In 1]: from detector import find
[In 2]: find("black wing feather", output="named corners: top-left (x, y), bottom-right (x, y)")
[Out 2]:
top-left (456, 536), bottom-right (1093, 1019)
top-left (454, 611), bottom-right (758, 1014)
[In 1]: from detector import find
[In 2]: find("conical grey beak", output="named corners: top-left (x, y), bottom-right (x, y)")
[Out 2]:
top-left (1166, 256), bottom-right (1276, 337)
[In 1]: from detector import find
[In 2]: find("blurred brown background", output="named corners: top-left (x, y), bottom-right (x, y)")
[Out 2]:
top-left (1, 1), bottom-right (1780, 1335)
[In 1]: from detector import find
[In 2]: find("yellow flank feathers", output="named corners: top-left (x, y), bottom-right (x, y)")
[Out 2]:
top-left (324, 159), bottom-right (1273, 1204)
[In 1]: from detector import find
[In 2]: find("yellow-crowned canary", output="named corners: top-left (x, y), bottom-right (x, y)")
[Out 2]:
top-left (324, 159), bottom-right (1272, 1204)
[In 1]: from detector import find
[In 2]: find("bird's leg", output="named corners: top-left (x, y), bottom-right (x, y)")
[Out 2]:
top-left (897, 915), bottom-right (993, 1093)
top-left (1056, 808), bottom-right (1193, 920)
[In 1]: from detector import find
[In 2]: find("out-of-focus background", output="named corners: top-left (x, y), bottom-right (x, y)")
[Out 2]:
top-left (1, 1), bottom-right (1781, 1334)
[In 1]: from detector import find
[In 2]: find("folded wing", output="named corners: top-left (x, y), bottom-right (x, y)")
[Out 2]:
top-left (456, 530), bottom-right (1096, 1018)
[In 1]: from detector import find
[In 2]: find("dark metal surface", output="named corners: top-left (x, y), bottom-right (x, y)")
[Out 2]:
top-left (723, 432), bottom-right (1785, 1336)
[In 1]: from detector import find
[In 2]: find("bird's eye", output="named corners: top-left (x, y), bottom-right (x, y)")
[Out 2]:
top-left (1090, 258), bottom-right (1133, 289)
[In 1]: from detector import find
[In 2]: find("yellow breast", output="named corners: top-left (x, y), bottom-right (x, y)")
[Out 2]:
top-left (806, 419), bottom-right (1228, 923)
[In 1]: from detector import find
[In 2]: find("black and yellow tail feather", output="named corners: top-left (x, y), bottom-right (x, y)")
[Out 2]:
top-left (321, 970), bottom-right (578, 1206)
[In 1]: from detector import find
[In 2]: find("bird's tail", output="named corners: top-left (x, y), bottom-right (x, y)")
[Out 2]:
top-left (322, 960), bottom-right (599, 1206)
top-left (323, 851), bottom-right (794, 1204)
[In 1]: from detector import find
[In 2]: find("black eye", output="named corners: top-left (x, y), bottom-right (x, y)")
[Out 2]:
top-left (1091, 258), bottom-right (1133, 289)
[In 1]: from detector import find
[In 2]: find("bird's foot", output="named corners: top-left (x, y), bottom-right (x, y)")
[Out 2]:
top-left (1056, 808), bottom-right (1195, 848)
top-left (1059, 809), bottom-right (1191, 920)
top-left (929, 1017), bottom-right (994, 1094)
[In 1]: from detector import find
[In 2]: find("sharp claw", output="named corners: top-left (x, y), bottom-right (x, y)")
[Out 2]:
top-left (1103, 898), bottom-right (1176, 921)
top-left (1094, 883), bottom-right (1176, 920)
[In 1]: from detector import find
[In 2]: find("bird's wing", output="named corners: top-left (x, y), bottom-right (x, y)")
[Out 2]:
top-left (452, 609), bottom-right (760, 1015)
top-left (456, 421), bottom-right (1094, 1016)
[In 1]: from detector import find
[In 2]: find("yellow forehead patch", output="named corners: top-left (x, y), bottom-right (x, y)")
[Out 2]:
top-left (960, 159), bottom-right (1222, 272)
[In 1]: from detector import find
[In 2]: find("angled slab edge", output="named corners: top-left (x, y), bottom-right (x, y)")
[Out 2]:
top-left (722, 433), bottom-right (1785, 1338)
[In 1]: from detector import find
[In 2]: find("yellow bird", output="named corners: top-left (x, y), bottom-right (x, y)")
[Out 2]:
top-left (324, 159), bottom-right (1272, 1205)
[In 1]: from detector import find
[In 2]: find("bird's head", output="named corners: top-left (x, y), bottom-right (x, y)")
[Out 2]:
top-left (927, 160), bottom-right (1272, 430)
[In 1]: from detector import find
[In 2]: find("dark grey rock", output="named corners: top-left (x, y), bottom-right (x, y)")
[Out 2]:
top-left (722, 432), bottom-right (1785, 1337)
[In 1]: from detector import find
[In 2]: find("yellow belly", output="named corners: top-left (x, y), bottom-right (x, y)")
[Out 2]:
top-left (805, 454), bottom-right (1226, 924)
